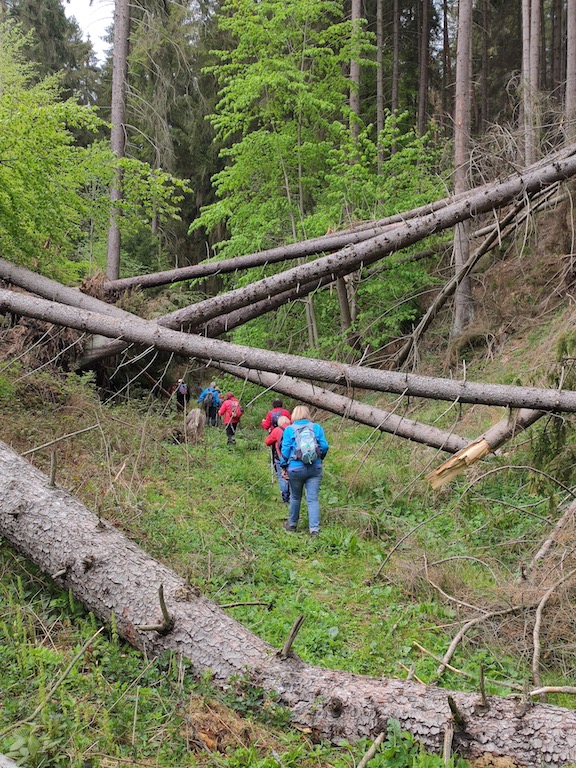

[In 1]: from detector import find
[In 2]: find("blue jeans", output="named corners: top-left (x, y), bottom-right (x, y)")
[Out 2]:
top-left (287, 463), bottom-right (323, 532)
top-left (274, 458), bottom-right (290, 502)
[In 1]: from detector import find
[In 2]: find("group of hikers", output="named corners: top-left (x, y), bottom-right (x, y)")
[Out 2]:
top-left (197, 381), bottom-right (243, 445)
top-left (262, 398), bottom-right (329, 536)
top-left (174, 379), bottom-right (329, 536)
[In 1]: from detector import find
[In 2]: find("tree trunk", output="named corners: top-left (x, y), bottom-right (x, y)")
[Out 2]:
top-left (391, 0), bottom-right (399, 113)
top-left (106, 0), bottom-right (131, 281)
top-left (480, 0), bottom-right (489, 129)
top-left (350, 0), bottom-right (361, 142)
top-left (5, 288), bottom-right (576, 414)
top-left (1, 441), bottom-right (576, 767)
top-left (451, 0), bottom-right (474, 338)
top-left (427, 408), bottom-right (545, 488)
top-left (567, 0), bottom-right (576, 142)
top-left (522, 0), bottom-right (537, 166)
top-left (417, 0), bottom-right (430, 137)
top-left (376, 0), bottom-right (384, 171)
top-left (215, 363), bottom-right (468, 453)
top-left (442, 0), bottom-right (452, 128)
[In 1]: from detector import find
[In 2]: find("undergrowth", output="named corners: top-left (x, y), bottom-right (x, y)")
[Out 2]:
top-left (1, 362), bottom-right (576, 765)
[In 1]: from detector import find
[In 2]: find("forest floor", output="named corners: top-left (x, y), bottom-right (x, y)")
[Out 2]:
top-left (2, 207), bottom-right (576, 766)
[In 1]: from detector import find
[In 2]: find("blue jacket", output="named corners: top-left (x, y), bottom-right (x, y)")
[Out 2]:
top-left (198, 387), bottom-right (221, 407)
top-left (280, 419), bottom-right (329, 468)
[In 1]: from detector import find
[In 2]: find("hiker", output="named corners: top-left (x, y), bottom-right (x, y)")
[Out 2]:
top-left (264, 415), bottom-right (291, 503)
top-left (261, 398), bottom-right (291, 432)
top-left (280, 405), bottom-right (329, 537)
top-left (198, 381), bottom-right (221, 426)
top-left (174, 378), bottom-right (190, 410)
top-left (218, 391), bottom-right (243, 445)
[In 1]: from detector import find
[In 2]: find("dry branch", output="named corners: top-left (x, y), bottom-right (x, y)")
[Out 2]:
top-left (394, 183), bottom-right (560, 369)
top-left (2, 440), bottom-right (576, 766)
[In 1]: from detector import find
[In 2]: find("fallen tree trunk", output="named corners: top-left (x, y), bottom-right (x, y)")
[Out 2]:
top-left (427, 408), bottom-right (546, 488)
top-left (84, 147), bottom-right (576, 368)
top-left (136, 148), bottom-right (576, 331)
top-left (3, 288), bottom-right (576, 413)
top-left (215, 363), bottom-right (469, 453)
top-left (101, 145), bottom-right (576, 296)
top-left (0, 263), bottom-right (468, 452)
top-left (394, 183), bottom-right (561, 369)
top-left (1, 440), bottom-right (575, 767)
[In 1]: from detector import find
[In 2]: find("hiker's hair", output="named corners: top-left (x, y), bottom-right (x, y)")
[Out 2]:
top-left (210, 381), bottom-right (216, 387)
top-left (291, 405), bottom-right (311, 421)
top-left (226, 391), bottom-right (234, 400)
top-left (272, 398), bottom-right (283, 408)
top-left (277, 415), bottom-right (291, 428)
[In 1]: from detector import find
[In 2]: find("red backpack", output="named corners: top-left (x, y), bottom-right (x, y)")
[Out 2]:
top-left (229, 398), bottom-right (243, 422)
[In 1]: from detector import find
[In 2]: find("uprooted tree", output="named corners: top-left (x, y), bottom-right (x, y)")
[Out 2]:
top-left (1, 439), bottom-right (576, 767)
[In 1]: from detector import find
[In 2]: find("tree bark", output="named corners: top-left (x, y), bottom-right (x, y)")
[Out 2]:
top-left (391, 0), bottom-right (399, 113)
top-left (376, 0), bottom-right (384, 171)
top-left (4, 288), bottom-right (576, 414)
top-left (215, 363), bottom-right (468, 453)
top-left (1, 441), bottom-right (576, 767)
top-left (106, 0), bottom-right (131, 281)
top-left (567, 0), bottom-right (576, 142)
top-left (451, 0), bottom-right (473, 338)
top-left (417, 0), bottom-right (430, 137)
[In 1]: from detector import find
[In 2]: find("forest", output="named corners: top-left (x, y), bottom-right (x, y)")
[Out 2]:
top-left (3, 0), bottom-right (576, 766)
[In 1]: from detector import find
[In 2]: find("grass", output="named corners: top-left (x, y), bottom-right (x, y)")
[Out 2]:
top-left (1, 365), bottom-right (576, 766)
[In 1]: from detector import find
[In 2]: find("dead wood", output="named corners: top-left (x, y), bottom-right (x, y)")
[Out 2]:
top-left (99, 192), bottom-right (482, 296)
top-left (215, 363), bottom-right (468, 453)
top-left (427, 409), bottom-right (546, 489)
top-left (2, 439), bottom-right (576, 766)
top-left (526, 499), bottom-right (576, 574)
top-left (0, 261), bottom-right (468, 452)
top-left (433, 603), bottom-right (540, 682)
top-left (532, 568), bottom-right (576, 696)
top-left (394, 184), bottom-right (561, 369)
top-left (101, 146), bottom-right (576, 297)
top-left (3, 289), bottom-right (576, 415)
top-left (80, 144), bottom-right (576, 369)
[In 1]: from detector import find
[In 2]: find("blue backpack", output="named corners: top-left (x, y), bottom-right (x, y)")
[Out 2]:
top-left (293, 423), bottom-right (319, 464)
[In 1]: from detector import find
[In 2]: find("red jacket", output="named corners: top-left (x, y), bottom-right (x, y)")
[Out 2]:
top-left (218, 397), bottom-right (242, 425)
top-left (261, 407), bottom-right (291, 431)
top-left (264, 425), bottom-right (287, 457)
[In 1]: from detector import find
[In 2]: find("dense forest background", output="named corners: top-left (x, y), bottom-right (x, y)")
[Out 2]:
top-left (4, 1), bottom-right (576, 767)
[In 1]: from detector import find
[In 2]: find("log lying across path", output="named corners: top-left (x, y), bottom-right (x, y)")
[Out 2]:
top-left (215, 363), bottom-right (469, 453)
top-left (1, 439), bottom-right (575, 767)
top-left (2, 288), bottom-right (576, 414)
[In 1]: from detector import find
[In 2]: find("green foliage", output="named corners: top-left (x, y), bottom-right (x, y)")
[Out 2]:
top-left (0, 19), bottom-right (190, 282)
top-left (190, 0), bottom-right (444, 356)
top-left (340, 719), bottom-right (470, 768)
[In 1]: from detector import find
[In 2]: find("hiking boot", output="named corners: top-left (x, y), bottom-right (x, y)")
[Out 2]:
top-left (284, 521), bottom-right (297, 532)
top-left (309, 530), bottom-right (319, 537)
